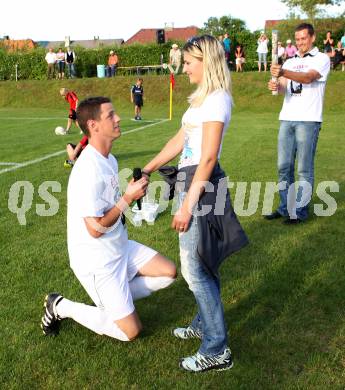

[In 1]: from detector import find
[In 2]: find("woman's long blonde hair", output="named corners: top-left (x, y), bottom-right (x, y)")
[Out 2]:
top-left (183, 35), bottom-right (232, 107)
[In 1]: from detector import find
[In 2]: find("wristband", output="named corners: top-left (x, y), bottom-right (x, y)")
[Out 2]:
top-left (141, 169), bottom-right (151, 177)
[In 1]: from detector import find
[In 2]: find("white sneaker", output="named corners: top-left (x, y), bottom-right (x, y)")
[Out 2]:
top-left (179, 348), bottom-right (233, 372)
top-left (172, 326), bottom-right (202, 339)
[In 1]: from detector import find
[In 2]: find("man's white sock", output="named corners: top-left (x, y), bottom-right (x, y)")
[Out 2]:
top-left (129, 276), bottom-right (174, 301)
top-left (56, 298), bottom-right (129, 341)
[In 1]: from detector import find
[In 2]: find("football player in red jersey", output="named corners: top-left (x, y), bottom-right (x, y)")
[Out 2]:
top-left (60, 88), bottom-right (80, 133)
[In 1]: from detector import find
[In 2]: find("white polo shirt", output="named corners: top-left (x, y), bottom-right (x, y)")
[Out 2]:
top-left (279, 47), bottom-right (330, 123)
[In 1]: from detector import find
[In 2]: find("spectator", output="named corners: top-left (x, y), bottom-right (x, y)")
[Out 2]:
top-left (284, 39), bottom-right (297, 60)
top-left (45, 48), bottom-right (56, 80)
top-left (257, 32), bottom-right (269, 72)
top-left (130, 78), bottom-right (144, 120)
top-left (331, 41), bottom-right (345, 71)
top-left (323, 31), bottom-right (334, 57)
top-left (56, 48), bottom-right (65, 79)
top-left (65, 47), bottom-right (76, 78)
top-left (235, 44), bottom-right (245, 72)
top-left (277, 41), bottom-right (285, 65)
top-left (60, 88), bottom-right (79, 133)
top-left (223, 33), bottom-right (231, 66)
top-left (64, 134), bottom-right (89, 168)
top-left (169, 44), bottom-right (182, 74)
top-left (107, 50), bottom-right (119, 77)
top-left (218, 35), bottom-right (224, 48)
top-left (341, 31), bottom-right (345, 48)
top-left (267, 23), bottom-right (330, 223)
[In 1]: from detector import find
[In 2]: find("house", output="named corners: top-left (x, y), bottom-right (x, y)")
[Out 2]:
top-left (265, 20), bottom-right (284, 30)
top-left (38, 38), bottom-right (124, 49)
top-left (1, 38), bottom-right (36, 51)
top-left (125, 26), bottom-right (199, 45)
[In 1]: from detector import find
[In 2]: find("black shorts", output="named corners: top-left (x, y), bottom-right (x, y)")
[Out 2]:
top-left (69, 109), bottom-right (77, 120)
top-left (134, 97), bottom-right (143, 107)
top-left (67, 143), bottom-right (82, 158)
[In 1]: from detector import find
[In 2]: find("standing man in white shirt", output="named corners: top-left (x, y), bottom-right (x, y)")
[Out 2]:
top-left (169, 44), bottom-right (182, 74)
top-left (266, 23), bottom-right (330, 224)
top-left (45, 48), bottom-right (57, 79)
top-left (41, 96), bottom-right (176, 341)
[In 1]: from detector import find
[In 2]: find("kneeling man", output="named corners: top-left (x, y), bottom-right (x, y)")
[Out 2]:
top-left (41, 97), bottom-right (176, 341)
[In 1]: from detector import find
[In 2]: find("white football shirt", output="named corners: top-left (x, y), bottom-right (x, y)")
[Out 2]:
top-left (67, 144), bottom-right (127, 275)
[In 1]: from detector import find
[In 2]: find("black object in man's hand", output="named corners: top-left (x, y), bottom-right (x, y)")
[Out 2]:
top-left (133, 168), bottom-right (142, 210)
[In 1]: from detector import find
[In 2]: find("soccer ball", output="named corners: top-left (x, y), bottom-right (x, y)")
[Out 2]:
top-left (55, 126), bottom-right (66, 135)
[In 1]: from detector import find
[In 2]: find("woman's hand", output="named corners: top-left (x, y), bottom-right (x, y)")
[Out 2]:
top-left (172, 205), bottom-right (192, 233)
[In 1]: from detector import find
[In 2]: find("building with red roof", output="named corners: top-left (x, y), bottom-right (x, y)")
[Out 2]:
top-left (125, 26), bottom-right (199, 44)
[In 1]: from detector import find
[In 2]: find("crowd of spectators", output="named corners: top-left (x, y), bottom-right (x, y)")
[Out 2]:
top-left (44, 47), bottom-right (76, 79)
top-left (322, 31), bottom-right (345, 71)
top-left (43, 29), bottom-right (345, 80)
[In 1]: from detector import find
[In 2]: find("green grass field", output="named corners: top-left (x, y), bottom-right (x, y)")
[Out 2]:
top-left (0, 74), bottom-right (344, 389)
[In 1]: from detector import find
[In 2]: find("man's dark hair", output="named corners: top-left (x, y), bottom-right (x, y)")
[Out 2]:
top-left (295, 23), bottom-right (315, 36)
top-left (76, 96), bottom-right (111, 136)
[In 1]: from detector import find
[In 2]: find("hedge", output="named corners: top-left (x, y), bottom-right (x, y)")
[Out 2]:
top-left (0, 18), bottom-right (344, 80)
top-left (0, 42), bottom-right (176, 80)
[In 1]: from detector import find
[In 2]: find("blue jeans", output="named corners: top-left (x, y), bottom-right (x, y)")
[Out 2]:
top-left (67, 63), bottom-right (76, 78)
top-left (258, 52), bottom-right (267, 64)
top-left (277, 120), bottom-right (321, 220)
top-left (178, 192), bottom-right (228, 356)
top-left (107, 65), bottom-right (117, 77)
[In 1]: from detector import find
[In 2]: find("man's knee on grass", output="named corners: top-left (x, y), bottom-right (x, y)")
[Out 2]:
top-left (115, 311), bottom-right (143, 341)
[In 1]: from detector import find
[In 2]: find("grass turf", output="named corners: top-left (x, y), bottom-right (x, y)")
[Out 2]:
top-left (0, 74), bottom-right (344, 389)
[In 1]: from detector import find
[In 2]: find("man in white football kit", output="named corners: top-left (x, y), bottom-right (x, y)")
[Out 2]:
top-left (266, 23), bottom-right (330, 223)
top-left (41, 97), bottom-right (176, 341)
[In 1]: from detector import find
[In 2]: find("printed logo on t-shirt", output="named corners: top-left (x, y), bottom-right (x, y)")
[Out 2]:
top-left (92, 173), bottom-right (122, 231)
top-left (290, 80), bottom-right (303, 95)
top-left (111, 175), bottom-right (117, 189)
top-left (179, 123), bottom-right (197, 166)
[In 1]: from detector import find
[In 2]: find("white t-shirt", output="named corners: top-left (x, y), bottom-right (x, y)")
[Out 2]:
top-left (257, 38), bottom-right (269, 54)
top-left (278, 46), bottom-right (285, 58)
top-left (67, 144), bottom-right (128, 275)
top-left (279, 47), bottom-right (330, 122)
top-left (179, 90), bottom-right (232, 168)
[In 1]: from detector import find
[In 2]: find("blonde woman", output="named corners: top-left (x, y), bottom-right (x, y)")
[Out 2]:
top-left (143, 35), bottom-right (248, 372)
top-left (257, 32), bottom-right (269, 72)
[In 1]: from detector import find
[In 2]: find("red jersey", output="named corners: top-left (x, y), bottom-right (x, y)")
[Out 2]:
top-left (65, 91), bottom-right (78, 110)
top-left (80, 135), bottom-right (88, 149)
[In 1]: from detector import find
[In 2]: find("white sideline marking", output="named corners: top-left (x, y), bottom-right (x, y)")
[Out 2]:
top-left (0, 119), bottom-right (169, 175)
top-left (0, 162), bottom-right (21, 166)
top-left (0, 150), bottom-right (66, 175)
top-left (1, 117), bottom-right (167, 121)
top-left (1, 117), bottom-right (65, 120)
top-left (122, 119), bottom-right (169, 135)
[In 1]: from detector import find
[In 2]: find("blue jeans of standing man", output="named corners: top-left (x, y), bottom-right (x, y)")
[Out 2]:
top-left (107, 65), bottom-right (117, 77)
top-left (178, 192), bottom-right (228, 356)
top-left (67, 63), bottom-right (76, 78)
top-left (277, 120), bottom-right (321, 220)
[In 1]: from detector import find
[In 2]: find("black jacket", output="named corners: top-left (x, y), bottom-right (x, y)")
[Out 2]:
top-left (158, 164), bottom-right (249, 277)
